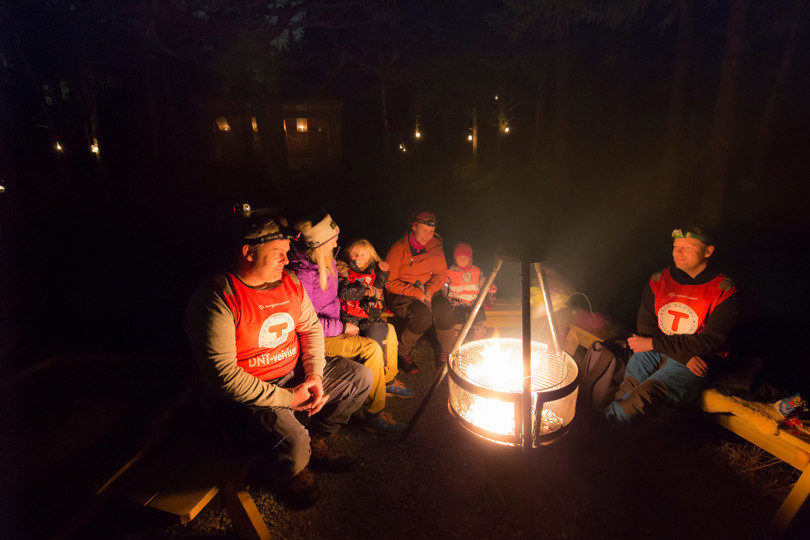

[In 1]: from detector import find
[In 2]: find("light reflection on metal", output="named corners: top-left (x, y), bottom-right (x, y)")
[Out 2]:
top-left (251, 117), bottom-right (259, 132)
top-left (90, 138), bottom-right (99, 155)
top-left (55, 142), bottom-right (63, 152)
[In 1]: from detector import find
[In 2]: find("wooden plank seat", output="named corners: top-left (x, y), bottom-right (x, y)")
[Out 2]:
top-left (122, 404), bottom-right (271, 540)
top-left (699, 389), bottom-right (810, 535)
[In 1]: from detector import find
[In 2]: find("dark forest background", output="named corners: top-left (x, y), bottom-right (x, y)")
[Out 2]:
top-left (1, 0), bottom-right (808, 391)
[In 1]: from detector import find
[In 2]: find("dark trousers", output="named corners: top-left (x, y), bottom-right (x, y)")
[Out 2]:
top-left (385, 291), bottom-right (456, 355)
top-left (211, 357), bottom-right (372, 477)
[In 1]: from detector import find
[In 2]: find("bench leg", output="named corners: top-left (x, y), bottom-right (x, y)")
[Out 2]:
top-left (222, 481), bottom-right (272, 540)
top-left (772, 465), bottom-right (810, 535)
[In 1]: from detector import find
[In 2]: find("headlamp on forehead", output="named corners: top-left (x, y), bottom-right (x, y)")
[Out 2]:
top-left (243, 229), bottom-right (299, 246)
top-left (415, 215), bottom-right (437, 227)
top-left (672, 228), bottom-right (710, 244)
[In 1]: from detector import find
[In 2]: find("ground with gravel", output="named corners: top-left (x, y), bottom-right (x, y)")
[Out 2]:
top-left (80, 334), bottom-right (805, 540)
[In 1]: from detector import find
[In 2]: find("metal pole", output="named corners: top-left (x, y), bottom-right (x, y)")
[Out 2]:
top-left (521, 260), bottom-right (532, 454)
top-left (534, 262), bottom-right (561, 356)
top-left (400, 259), bottom-right (503, 442)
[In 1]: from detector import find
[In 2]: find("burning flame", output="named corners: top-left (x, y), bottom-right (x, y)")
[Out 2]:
top-left (452, 339), bottom-right (567, 437)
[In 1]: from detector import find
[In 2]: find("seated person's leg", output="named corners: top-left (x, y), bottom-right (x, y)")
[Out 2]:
top-left (363, 321), bottom-right (398, 383)
top-left (647, 357), bottom-right (706, 408)
top-left (605, 351), bottom-right (667, 423)
top-left (431, 293), bottom-right (456, 354)
top-left (361, 320), bottom-right (388, 357)
top-left (617, 351), bottom-right (666, 399)
top-left (310, 357), bottom-right (372, 435)
top-left (251, 406), bottom-right (311, 477)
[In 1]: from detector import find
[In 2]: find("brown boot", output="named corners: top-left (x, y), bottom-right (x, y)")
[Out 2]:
top-left (310, 434), bottom-right (351, 472)
top-left (287, 467), bottom-right (319, 508)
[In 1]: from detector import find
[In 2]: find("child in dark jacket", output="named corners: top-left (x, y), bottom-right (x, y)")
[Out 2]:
top-left (337, 240), bottom-right (405, 391)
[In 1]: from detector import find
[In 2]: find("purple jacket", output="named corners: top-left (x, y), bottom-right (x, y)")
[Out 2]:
top-left (287, 242), bottom-right (344, 337)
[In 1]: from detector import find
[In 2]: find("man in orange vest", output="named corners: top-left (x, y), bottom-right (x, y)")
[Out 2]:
top-left (605, 226), bottom-right (739, 423)
top-left (184, 212), bottom-right (372, 506)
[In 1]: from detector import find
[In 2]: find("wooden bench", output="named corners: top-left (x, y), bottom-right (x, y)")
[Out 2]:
top-left (558, 322), bottom-right (809, 535)
top-left (699, 389), bottom-right (810, 535)
top-left (123, 406), bottom-right (272, 540)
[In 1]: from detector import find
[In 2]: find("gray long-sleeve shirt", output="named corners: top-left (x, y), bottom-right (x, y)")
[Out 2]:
top-left (184, 272), bottom-right (326, 408)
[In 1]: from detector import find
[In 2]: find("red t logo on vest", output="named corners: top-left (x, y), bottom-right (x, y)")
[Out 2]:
top-left (657, 302), bottom-right (698, 335)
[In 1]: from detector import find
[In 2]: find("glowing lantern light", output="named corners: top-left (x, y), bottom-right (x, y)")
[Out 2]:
top-left (296, 118), bottom-right (308, 133)
top-left (55, 142), bottom-right (63, 152)
top-left (251, 117), bottom-right (259, 132)
top-left (467, 134), bottom-right (473, 141)
top-left (215, 117), bottom-right (231, 131)
top-left (90, 138), bottom-right (99, 155)
top-left (415, 130), bottom-right (421, 138)
top-left (504, 126), bottom-right (510, 133)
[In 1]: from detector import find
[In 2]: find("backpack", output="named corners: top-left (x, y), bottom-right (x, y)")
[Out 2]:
top-left (573, 341), bottom-right (628, 418)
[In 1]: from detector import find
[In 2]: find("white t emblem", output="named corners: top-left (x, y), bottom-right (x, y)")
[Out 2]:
top-left (259, 312), bottom-right (295, 348)
top-left (657, 302), bottom-right (698, 335)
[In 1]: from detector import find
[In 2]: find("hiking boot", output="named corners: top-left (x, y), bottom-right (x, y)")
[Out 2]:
top-left (287, 467), bottom-right (319, 508)
top-left (385, 379), bottom-right (415, 399)
top-left (398, 354), bottom-right (418, 374)
top-left (364, 411), bottom-right (407, 434)
top-left (309, 435), bottom-right (351, 472)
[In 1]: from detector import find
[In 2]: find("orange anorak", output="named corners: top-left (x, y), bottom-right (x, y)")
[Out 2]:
top-left (384, 232), bottom-right (448, 299)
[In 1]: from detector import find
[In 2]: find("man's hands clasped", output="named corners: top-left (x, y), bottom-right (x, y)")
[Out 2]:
top-left (291, 374), bottom-right (329, 416)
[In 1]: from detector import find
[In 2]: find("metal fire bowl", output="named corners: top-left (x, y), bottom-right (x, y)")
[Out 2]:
top-left (447, 338), bottom-right (579, 447)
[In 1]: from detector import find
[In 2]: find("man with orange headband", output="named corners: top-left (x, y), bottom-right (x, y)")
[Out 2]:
top-left (605, 226), bottom-right (739, 423)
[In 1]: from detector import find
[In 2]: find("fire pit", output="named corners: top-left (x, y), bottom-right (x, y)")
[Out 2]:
top-left (447, 338), bottom-right (578, 446)
top-left (402, 254), bottom-right (580, 451)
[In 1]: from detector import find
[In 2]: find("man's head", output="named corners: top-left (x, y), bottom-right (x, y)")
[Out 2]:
top-left (236, 215), bottom-right (294, 285)
top-left (411, 211), bottom-right (437, 246)
top-left (671, 227), bottom-right (715, 277)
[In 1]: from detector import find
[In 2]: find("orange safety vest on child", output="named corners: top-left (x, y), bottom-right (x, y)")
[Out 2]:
top-left (447, 265), bottom-right (482, 304)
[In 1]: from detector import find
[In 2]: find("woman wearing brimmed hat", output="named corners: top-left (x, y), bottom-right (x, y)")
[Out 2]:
top-left (287, 211), bottom-right (412, 434)
top-left (384, 211), bottom-right (456, 373)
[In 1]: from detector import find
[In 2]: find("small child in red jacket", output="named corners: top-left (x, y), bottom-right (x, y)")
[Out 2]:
top-left (445, 243), bottom-right (497, 340)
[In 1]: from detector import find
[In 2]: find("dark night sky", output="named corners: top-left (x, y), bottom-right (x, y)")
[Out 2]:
top-left (0, 1), bottom-right (809, 389)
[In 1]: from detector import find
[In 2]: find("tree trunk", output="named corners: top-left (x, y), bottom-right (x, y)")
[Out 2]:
top-left (699, 0), bottom-right (748, 226)
top-left (552, 11), bottom-right (570, 192)
top-left (660, 0), bottom-right (695, 200)
top-left (744, 0), bottom-right (806, 192)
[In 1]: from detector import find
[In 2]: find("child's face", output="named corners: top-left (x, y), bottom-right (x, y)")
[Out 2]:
top-left (350, 248), bottom-right (371, 270)
top-left (454, 255), bottom-right (471, 268)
